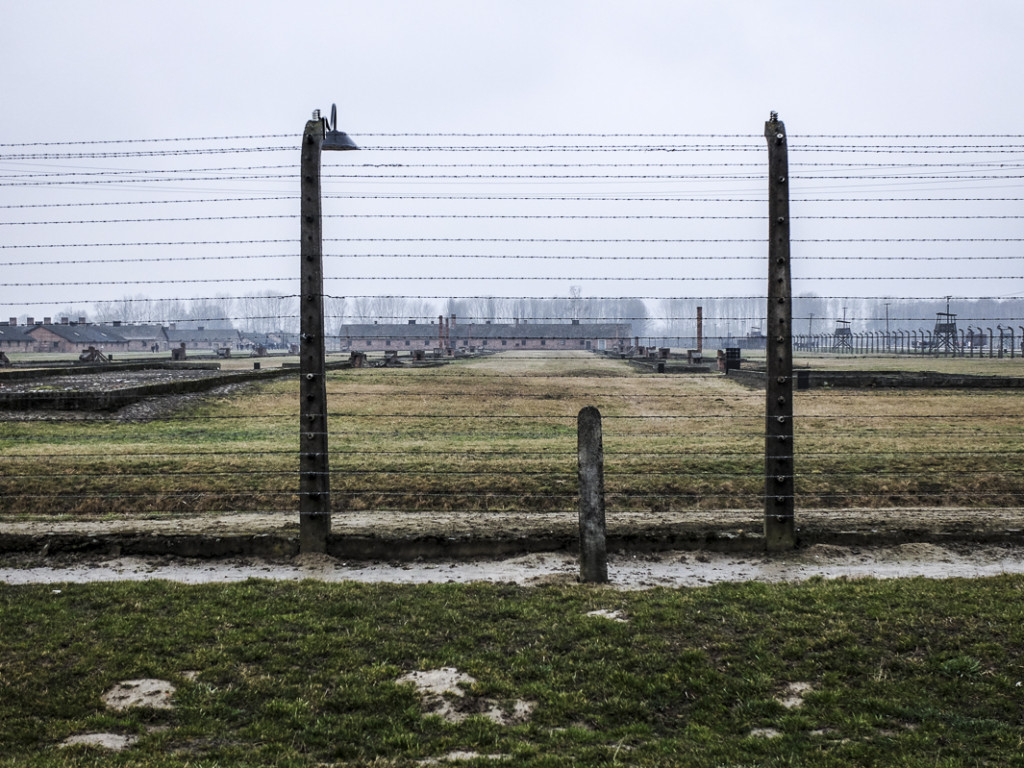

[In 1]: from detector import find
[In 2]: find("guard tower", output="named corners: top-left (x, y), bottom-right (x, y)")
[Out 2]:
top-left (831, 319), bottom-right (853, 352)
top-left (931, 297), bottom-right (959, 356)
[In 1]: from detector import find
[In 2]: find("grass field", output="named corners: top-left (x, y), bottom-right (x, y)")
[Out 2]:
top-left (4, 353), bottom-right (1024, 765)
top-left (2, 351), bottom-right (1024, 521)
top-left (2, 576), bottom-right (1024, 766)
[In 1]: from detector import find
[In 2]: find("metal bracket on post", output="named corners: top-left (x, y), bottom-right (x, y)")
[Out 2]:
top-left (764, 112), bottom-right (796, 551)
top-left (299, 114), bottom-right (331, 554)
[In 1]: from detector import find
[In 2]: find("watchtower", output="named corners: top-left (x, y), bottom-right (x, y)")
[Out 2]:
top-left (931, 298), bottom-right (958, 355)
top-left (831, 319), bottom-right (853, 352)
top-left (932, 312), bottom-right (959, 355)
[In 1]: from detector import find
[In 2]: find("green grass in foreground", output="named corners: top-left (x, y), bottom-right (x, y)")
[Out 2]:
top-left (2, 577), bottom-right (1024, 766)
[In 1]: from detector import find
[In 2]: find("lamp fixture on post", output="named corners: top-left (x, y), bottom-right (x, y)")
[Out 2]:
top-left (323, 103), bottom-right (359, 151)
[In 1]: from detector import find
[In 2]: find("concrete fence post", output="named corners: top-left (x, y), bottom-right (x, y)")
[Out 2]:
top-left (297, 106), bottom-right (359, 555)
top-left (577, 406), bottom-right (608, 583)
top-left (764, 112), bottom-right (796, 552)
top-left (299, 115), bottom-right (332, 554)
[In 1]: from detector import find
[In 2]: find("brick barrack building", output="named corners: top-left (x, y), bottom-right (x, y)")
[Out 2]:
top-left (340, 317), bottom-right (632, 354)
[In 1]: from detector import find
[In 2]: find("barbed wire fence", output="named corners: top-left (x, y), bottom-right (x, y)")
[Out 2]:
top-left (1, 123), bottom-right (1023, 546)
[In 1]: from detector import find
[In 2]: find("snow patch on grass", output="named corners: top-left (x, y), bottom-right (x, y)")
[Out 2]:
top-left (397, 668), bottom-right (535, 726)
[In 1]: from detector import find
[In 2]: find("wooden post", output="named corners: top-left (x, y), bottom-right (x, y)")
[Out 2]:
top-left (577, 406), bottom-right (608, 583)
top-left (764, 113), bottom-right (796, 551)
top-left (299, 115), bottom-right (331, 553)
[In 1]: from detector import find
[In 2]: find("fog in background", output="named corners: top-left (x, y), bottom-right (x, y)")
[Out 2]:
top-left (3, 1), bottom-right (1022, 338)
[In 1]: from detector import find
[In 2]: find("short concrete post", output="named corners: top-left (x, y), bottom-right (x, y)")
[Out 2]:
top-left (577, 406), bottom-right (608, 583)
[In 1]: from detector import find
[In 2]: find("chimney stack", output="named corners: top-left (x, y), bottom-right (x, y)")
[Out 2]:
top-left (8, 318), bottom-right (16, 327)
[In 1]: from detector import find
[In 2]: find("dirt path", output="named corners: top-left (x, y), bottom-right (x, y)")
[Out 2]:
top-left (4, 507), bottom-right (1024, 587)
top-left (4, 542), bottom-right (1024, 588)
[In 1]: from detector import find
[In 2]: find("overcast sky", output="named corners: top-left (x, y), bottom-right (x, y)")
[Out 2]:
top-left (2, 0), bottom-right (1023, 328)
top-left (5, 0), bottom-right (1024, 137)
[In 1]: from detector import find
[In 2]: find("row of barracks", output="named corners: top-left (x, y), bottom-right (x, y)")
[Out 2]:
top-left (0, 317), bottom-right (293, 354)
top-left (340, 316), bottom-right (633, 353)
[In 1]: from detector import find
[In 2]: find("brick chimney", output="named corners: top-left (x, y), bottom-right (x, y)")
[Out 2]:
top-left (8, 318), bottom-right (16, 327)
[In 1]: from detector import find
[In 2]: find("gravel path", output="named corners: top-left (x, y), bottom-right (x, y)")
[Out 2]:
top-left (4, 542), bottom-right (1024, 588)
top-left (0, 369), bottom-right (225, 393)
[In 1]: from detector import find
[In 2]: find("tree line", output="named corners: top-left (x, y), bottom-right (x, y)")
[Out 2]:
top-left (30, 293), bottom-right (1020, 342)
top-left (37, 293), bottom-right (654, 336)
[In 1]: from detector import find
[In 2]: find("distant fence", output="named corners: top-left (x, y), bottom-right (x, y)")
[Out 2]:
top-left (727, 369), bottom-right (1024, 390)
top-left (794, 331), bottom-right (1022, 357)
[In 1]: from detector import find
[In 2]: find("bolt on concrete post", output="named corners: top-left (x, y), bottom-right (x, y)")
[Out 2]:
top-left (764, 113), bottom-right (796, 552)
top-left (577, 406), bottom-right (608, 583)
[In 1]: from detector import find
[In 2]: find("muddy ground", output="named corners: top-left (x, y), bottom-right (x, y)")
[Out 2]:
top-left (3, 509), bottom-right (1024, 588)
top-left (0, 377), bottom-right (261, 420)
top-left (0, 369), bottom-right (226, 394)
top-left (3, 506), bottom-right (1023, 551)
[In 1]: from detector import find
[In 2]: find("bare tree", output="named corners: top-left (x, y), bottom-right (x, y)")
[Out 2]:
top-left (186, 296), bottom-right (235, 329)
top-left (152, 299), bottom-right (188, 326)
top-left (55, 306), bottom-right (91, 323)
top-left (324, 295), bottom-right (347, 336)
top-left (92, 294), bottom-right (152, 324)
top-left (238, 291), bottom-right (298, 334)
